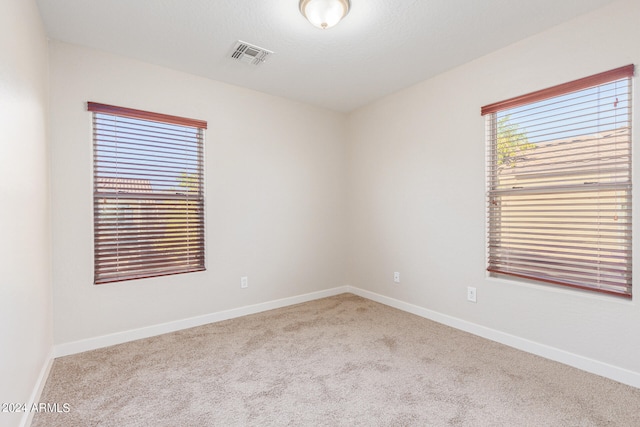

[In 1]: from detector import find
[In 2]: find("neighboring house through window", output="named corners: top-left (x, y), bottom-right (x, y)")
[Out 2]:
top-left (89, 102), bottom-right (207, 284)
top-left (482, 65), bottom-right (634, 297)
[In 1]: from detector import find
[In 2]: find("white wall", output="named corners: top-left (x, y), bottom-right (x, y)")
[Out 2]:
top-left (347, 0), bottom-right (640, 376)
top-left (49, 42), bottom-right (348, 345)
top-left (0, 1), bottom-right (52, 426)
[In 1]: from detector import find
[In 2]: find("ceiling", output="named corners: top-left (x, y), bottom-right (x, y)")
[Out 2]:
top-left (35, 0), bottom-right (618, 113)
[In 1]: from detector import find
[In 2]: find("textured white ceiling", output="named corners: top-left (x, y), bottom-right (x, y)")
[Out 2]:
top-left (35, 0), bottom-right (618, 112)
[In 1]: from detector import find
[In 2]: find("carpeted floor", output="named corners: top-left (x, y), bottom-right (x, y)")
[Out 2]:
top-left (33, 293), bottom-right (640, 426)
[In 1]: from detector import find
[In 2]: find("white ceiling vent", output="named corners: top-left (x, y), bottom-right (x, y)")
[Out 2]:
top-left (230, 41), bottom-right (273, 66)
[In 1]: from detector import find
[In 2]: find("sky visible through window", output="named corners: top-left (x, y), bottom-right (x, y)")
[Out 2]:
top-left (94, 114), bottom-right (202, 194)
top-left (497, 79), bottom-right (630, 145)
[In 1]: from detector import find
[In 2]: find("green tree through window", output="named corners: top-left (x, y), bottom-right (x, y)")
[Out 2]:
top-left (496, 115), bottom-right (535, 168)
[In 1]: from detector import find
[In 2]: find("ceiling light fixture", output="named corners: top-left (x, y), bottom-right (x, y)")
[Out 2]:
top-left (299, 0), bottom-right (351, 30)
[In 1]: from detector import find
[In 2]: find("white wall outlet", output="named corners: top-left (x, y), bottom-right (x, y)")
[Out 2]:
top-left (241, 276), bottom-right (248, 289)
top-left (394, 272), bottom-right (400, 284)
top-left (467, 286), bottom-right (477, 303)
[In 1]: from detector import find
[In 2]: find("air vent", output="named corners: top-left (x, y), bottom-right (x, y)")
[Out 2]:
top-left (230, 41), bottom-right (273, 65)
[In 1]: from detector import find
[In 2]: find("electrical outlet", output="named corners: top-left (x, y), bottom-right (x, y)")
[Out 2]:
top-left (241, 276), bottom-right (248, 289)
top-left (394, 272), bottom-right (400, 284)
top-left (467, 286), bottom-right (477, 303)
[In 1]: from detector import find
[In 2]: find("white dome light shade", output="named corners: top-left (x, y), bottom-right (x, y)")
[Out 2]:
top-left (299, 0), bottom-right (351, 30)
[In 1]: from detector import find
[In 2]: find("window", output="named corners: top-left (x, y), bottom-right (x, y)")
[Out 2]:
top-left (89, 102), bottom-right (206, 284)
top-left (482, 65), bottom-right (634, 297)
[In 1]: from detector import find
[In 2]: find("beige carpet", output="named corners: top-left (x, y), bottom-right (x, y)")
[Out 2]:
top-left (33, 293), bottom-right (640, 426)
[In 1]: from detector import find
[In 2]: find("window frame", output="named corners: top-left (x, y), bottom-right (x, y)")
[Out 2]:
top-left (89, 102), bottom-right (207, 284)
top-left (482, 65), bottom-right (634, 298)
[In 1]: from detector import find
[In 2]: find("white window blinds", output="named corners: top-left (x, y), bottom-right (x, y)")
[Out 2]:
top-left (89, 102), bottom-right (206, 284)
top-left (482, 65), bottom-right (633, 297)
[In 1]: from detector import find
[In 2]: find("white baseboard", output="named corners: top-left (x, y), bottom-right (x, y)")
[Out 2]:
top-left (51, 284), bottom-right (640, 390)
top-left (54, 286), bottom-right (350, 358)
top-left (20, 349), bottom-right (54, 427)
top-left (346, 286), bottom-right (640, 390)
